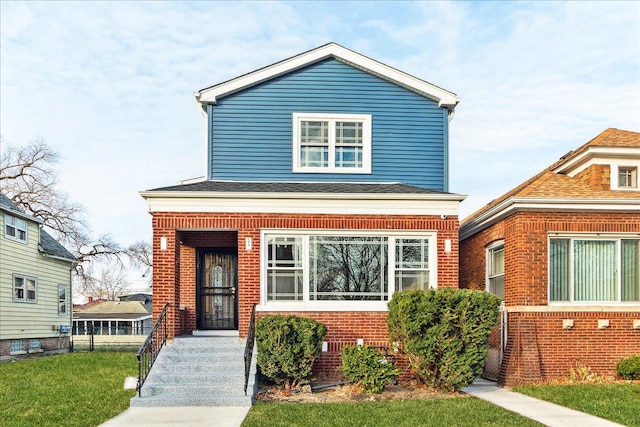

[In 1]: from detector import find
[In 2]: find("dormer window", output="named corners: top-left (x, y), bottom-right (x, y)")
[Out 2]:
top-left (293, 113), bottom-right (371, 173)
top-left (618, 166), bottom-right (637, 188)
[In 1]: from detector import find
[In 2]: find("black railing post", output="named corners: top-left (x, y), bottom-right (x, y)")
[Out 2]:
top-left (136, 303), bottom-right (171, 397)
top-left (244, 303), bottom-right (257, 395)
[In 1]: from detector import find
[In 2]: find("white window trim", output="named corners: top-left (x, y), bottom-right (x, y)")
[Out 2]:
top-left (485, 240), bottom-right (505, 297)
top-left (258, 229), bottom-right (437, 312)
top-left (4, 213), bottom-right (28, 244)
top-left (547, 233), bottom-right (640, 305)
top-left (292, 113), bottom-right (372, 174)
top-left (611, 162), bottom-right (640, 191)
top-left (58, 285), bottom-right (68, 315)
top-left (13, 274), bottom-right (37, 303)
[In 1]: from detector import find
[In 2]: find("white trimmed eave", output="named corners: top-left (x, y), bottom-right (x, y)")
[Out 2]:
top-left (460, 196), bottom-right (640, 240)
top-left (194, 43), bottom-right (459, 111)
top-left (553, 146), bottom-right (640, 175)
top-left (140, 190), bottom-right (466, 216)
top-left (1, 206), bottom-right (43, 224)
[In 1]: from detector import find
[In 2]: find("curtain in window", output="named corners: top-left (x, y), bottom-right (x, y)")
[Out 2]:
top-left (549, 239), bottom-right (569, 301)
top-left (622, 240), bottom-right (639, 302)
top-left (574, 240), bottom-right (617, 301)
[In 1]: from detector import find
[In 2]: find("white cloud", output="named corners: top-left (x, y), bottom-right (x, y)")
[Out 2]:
top-left (1, 0), bottom-right (638, 244)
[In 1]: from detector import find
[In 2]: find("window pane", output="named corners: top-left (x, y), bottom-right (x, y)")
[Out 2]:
top-left (335, 147), bottom-right (362, 168)
top-left (490, 247), bottom-right (504, 276)
top-left (396, 271), bottom-right (429, 291)
top-left (574, 240), bottom-right (617, 301)
top-left (489, 275), bottom-right (505, 300)
top-left (309, 236), bottom-right (387, 301)
top-left (267, 237), bottom-right (303, 301)
top-left (619, 167), bottom-right (637, 188)
top-left (14, 276), bottom-right (24, 300)
top-left (396, 239), bottom-right (429, 269)
top-left (300, 146), bottom-right (328, 167)
top-left (335, 122), bottom-right (363, 145)
top-left (301, 121), bottom-right (328, 144)
top-left (549, 239), bottom-right (570, 301)
top-left (622, 240), bottom-right (639, 302)
top-left (26, 279), bottom-right (36, 301)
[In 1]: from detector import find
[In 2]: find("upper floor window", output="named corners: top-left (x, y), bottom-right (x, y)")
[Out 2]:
top-left (618, 166), bottom-right (637, 188)
top-left (486, 242), bottom-right (505, 299)
top-left (14, 275), bottom-right (37, 303)
top-left (292, 113), bottom-right (372, 174)
top-left (549, 235), bottom-right (639, 303)
top-left (5, 214), bottom-right (27, 243)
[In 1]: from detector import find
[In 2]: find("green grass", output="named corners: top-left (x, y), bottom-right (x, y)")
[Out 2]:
top-left (242, 398), bottom-right (544, 427)
top-left (0, 352), bottom-right (137, 427)
top-left (515, 383), bottom-right (640, 427)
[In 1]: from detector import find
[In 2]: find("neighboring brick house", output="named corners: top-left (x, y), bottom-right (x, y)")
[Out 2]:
top-left (459, 128), bottom-right (640, 385)
top-left (140, 43), bottom-right (464, 376)
top-left (0, 193), bottom-right (76, 359)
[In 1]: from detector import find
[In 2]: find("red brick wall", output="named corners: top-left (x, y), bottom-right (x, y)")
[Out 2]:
top-left (151, 212), bottom-right (459, 341)
top-left (460, 211), bottom-right (640, 384)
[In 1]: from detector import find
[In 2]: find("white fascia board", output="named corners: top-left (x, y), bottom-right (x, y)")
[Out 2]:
top-left (1, 206), bottom-right (43, 224)
top-left (140, 191), bottom-right (465, 216)
top-left (460, 197), bottom-right (640, 240)
top-left (553, 147), bottom-right (640, 176)
top-left (195, 43), bottom-right (459, 109)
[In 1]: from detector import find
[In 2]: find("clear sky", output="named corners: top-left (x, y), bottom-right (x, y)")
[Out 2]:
top-left (2, 1), bottom-right (639, 250)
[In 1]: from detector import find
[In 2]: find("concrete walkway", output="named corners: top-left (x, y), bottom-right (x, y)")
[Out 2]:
top-left (463, 378), bottom-right (626, 427)
top-left (99, 406), bottom-right (250, 427)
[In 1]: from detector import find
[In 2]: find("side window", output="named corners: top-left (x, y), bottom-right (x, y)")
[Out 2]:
top-left (14, 275), bottom-right (37, 302)
top-left (486, 242), bottom-right (505, 300)
top-left (59, 285), bottom-right (68, 315)
top-left (5, 214), bottom-right (28, 243)
top-left (618, 166), bottom-right (638, 188)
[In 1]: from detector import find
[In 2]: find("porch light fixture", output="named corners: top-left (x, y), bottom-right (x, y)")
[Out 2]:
top-left (633, 320), bottom-right (640, 329)
top-left (562, 319), bottom-right (574, 329)
top-left (597, 319), bottom-right (610, 329)
top-left (160, 237), bottom-right (167, 251)
top-left (245, 237), bottom-right (252, 251)
top-left (445, 239), bottom-right (452, 253)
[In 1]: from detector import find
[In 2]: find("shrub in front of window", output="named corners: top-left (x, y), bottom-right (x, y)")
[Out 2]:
top-left (341, 345), bottom-right (399, 394)
top-left (616, 355), bottom-right (640, 380)
top-left (387, 288), bottom-right (501, 391)
top-left (256, 315), bottom-right (327, 389)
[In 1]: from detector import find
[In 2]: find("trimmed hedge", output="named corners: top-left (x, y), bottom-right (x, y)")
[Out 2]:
top-left (341, 345), bottom-right (399, 394)
top-left (387, 288), bottom-right (501, 391)
top-left (616, 355), bottom-right (640, 380)
top-left (255, 315), bottom-right (327, 389)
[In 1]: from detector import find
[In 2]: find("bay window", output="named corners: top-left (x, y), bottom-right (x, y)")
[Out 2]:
top-left (549, 235), bottom-right (639, 303)
top-left (262, 231), bottom-right (436, 307)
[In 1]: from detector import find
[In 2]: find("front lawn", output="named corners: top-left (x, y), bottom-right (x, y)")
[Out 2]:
top-left (0, 352), bottom-right (137, 427)
top-left (242, 398), bottom-right (543, 427)
top-left (514, 383), bottom-right (640, 427)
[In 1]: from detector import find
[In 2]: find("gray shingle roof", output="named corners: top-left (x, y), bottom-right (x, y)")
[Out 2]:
top-left (148, 180), bottom-right (453, 195)
top-left (39, 230), bottom-right (76, 262)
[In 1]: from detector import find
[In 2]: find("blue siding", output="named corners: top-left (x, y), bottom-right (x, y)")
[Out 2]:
top-left (208, 59), bottom-right (448, 191)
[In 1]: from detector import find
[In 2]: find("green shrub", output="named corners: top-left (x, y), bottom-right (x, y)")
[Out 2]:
top-left (387, 288), bottom-right (501, 392)
top-left (341, 345), bottom-right (399, 394)
top-left (616, 355), bottom-right (640, 380)
top-left (256, 315), bottom-right (327, 389)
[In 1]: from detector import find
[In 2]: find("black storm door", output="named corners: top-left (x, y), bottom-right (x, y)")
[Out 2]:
top-left (197, 250), bottom-right (238, 330)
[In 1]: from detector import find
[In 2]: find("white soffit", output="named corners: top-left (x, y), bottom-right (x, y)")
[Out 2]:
top-left (195, 43), bottom-right (459, 110)
top-left (460, 196), bottom-right (640, 240)
top-left (140, 191), bottom-right (464, 216)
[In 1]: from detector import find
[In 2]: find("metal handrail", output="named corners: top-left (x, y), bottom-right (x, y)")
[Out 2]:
top-left (244, 303), bottom-right (257, 395)
top-left (136, 302), bottom-right (170, 397)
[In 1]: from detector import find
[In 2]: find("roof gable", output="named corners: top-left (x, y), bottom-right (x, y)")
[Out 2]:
top-left (195, 43), bottom-right (458, 112)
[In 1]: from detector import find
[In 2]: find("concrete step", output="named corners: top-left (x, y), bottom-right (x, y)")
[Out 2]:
top-left (130, 395), bottom-right (253, 407)
top-left (133, 335), bottom-right (258, 408)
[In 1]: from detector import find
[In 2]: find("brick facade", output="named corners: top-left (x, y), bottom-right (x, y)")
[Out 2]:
top-left (151, 211), bottom-right (460, 377)
top-left (460, 211), bottom-right (640, 384)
